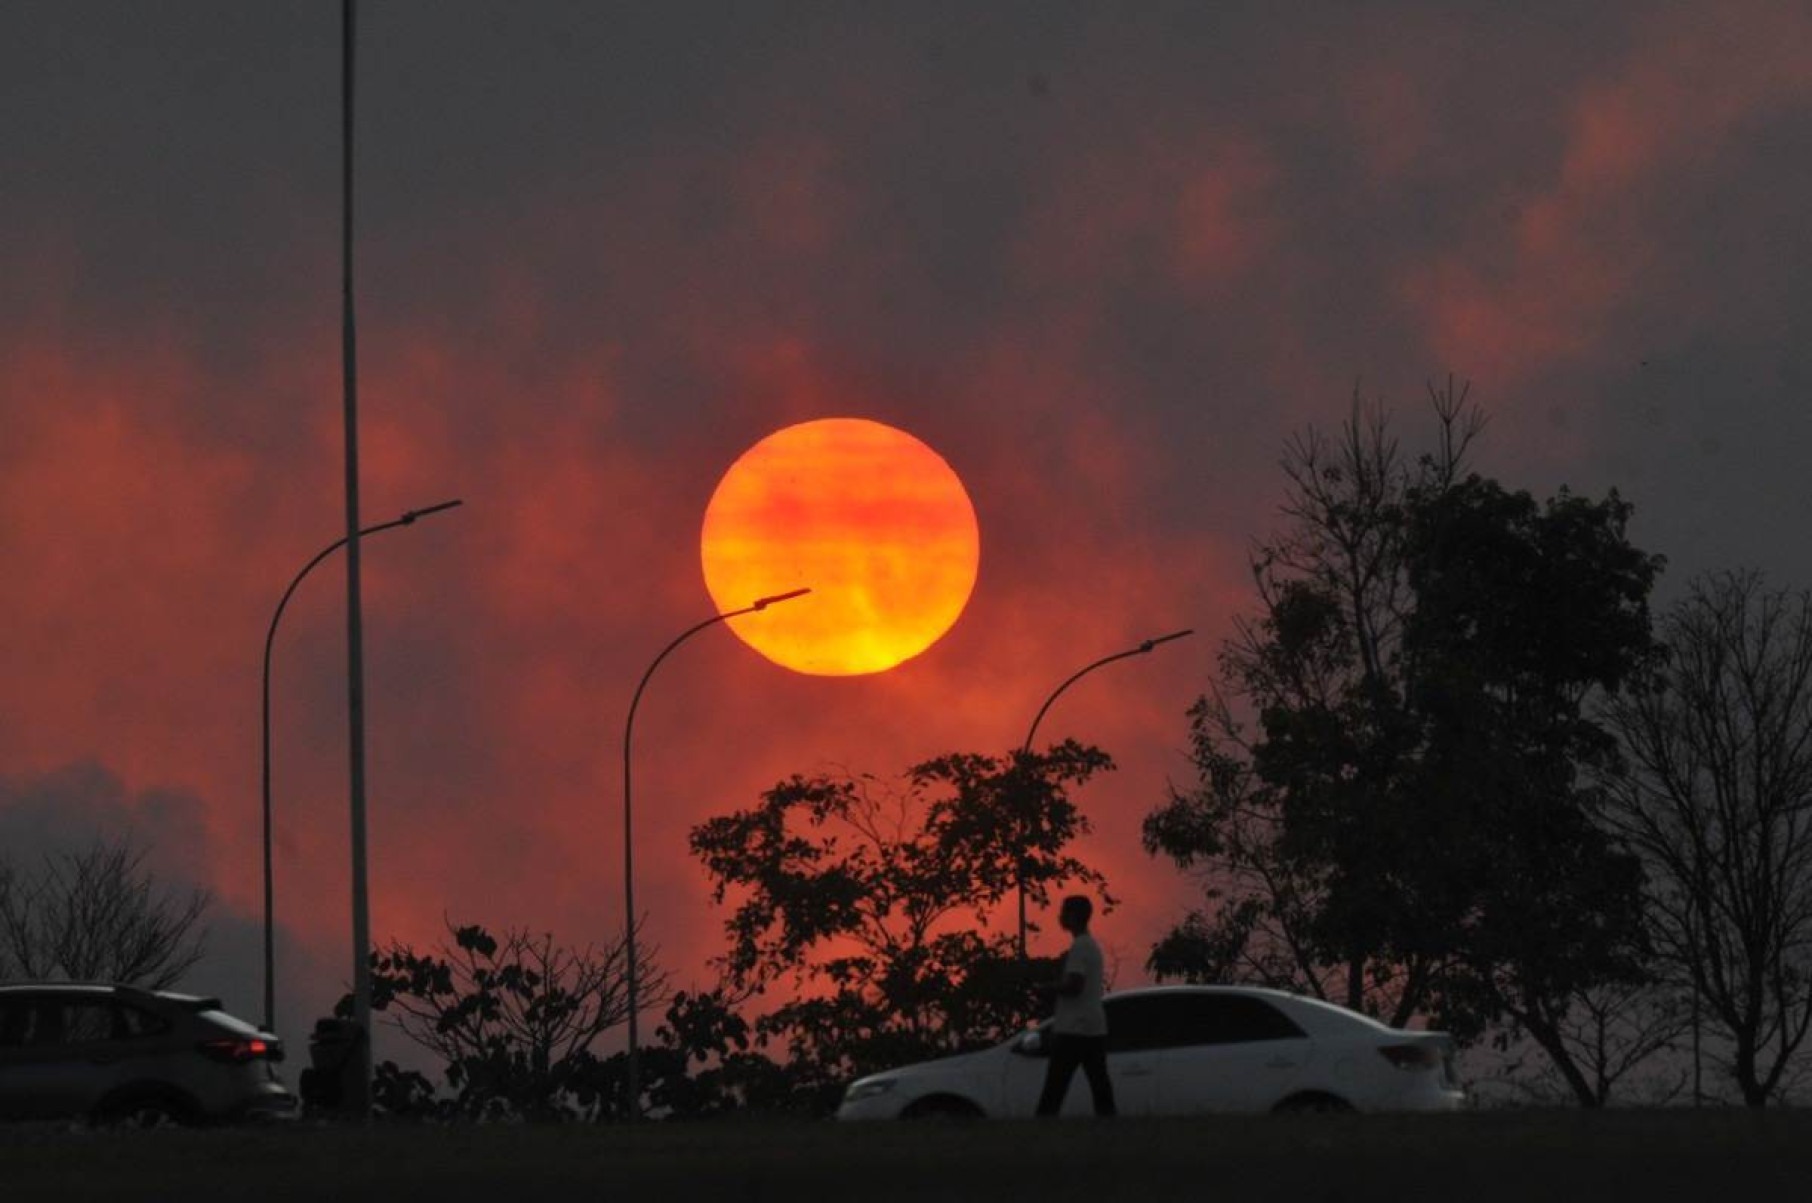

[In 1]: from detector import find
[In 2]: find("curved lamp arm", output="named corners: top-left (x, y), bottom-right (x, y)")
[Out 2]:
top-left (1023, 629), bottom-right (1194, 754)
top-left (260, 498), bottom-right (463, 1033)
top-left (1014, 626), bottom-right (1193, 959)
top-left (619, 585), bottom-right (810, 1118)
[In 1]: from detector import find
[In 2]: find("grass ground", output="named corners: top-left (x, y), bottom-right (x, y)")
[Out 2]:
top-left (1, 1109), bottom-right (1805, 1202)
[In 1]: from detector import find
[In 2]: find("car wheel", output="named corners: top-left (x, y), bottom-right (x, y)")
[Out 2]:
top-left (1272, 1092), bottom-right (1354, 1115)
top-left (900, 1095), bottom-right (983, 1121)
top-left (95, 1092), bottom-right (192, 1130)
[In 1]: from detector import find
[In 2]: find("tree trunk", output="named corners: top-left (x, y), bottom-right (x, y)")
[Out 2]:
top-left (1521, 1006), bottom-right (1603, 1108)
top-left (1734, 1037), bottom-right (1771, 1107)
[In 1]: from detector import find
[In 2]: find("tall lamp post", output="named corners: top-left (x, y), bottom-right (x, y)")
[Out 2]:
top-left (260, 499), bottom-right (463, 1035)
top-left (338, 0), bottom-right (376, 1117)
top-left (620, 586), bottom-right (811, 1118)
top-left (1015, 629), bottom-right (1194, 957)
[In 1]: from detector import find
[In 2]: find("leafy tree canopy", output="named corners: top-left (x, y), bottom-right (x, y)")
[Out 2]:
top-left (1145, 386), bottom-right (1665, 1105)
top-left (690, 742), bottom-right (1113, 1104)
top-left (340, 919), bottom-right (665, 1121)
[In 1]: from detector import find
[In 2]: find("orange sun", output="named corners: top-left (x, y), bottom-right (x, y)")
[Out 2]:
top-left (700, 418), bottom-right (981, 675)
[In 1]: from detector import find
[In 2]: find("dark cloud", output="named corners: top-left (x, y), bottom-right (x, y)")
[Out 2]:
top-left (0, 760), bottom-right (215, 889)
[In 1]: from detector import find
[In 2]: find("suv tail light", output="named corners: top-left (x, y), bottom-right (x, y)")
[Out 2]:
top-left (1378, 1043), bottom-right (1440, 1071)
top-left (197, 1037), bottom-right (281, 1064)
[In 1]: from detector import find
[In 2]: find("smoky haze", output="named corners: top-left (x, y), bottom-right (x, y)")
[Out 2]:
top-left (2, 1), bottom-right (1809, 1057)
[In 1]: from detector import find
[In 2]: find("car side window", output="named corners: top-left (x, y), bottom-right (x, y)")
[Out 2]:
top-left (62, 1002), bottom-right (115, 1045)
top-left (115, 1004), bottom-right (171, 1038)
top-left (0, 1000), bottom-right (68, 1047)
top-left (1178, 995), bottom-right (1306, 1046)
top-left (1103, 995), bottom-right (1193, 1053)
top-left (0, 1001), bottom-right (31, 1047)
top-left (1105, 994), bottom-right (1307, 1052)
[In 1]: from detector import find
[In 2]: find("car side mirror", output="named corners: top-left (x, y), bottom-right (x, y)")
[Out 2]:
top-left (1013, 1029), bottom-right (1047, 1057)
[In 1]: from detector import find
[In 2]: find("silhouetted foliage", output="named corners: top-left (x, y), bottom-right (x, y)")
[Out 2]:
top-left (368, 1059), bottom-right (441, 1119)
top-left (1606, 570), bottom-right (1812, 1106)
top-left (343, 919), bottom-right (668, 1121)
top-left (0, 833), bottom-right (209, 989)
top-left (637, 989), bottom-right (811, 1117)
top-left (1145, 384), bottom-right (1667, 1106)
top-left (1396, 470), bottom-right (1662, 1106)
top-left (690, 744), bottom-right (1111, 1109)
top-left (1145, 389), bottom-right (1474, 1026)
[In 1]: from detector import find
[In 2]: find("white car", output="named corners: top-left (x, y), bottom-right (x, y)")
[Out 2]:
top-left (837, 985), bottom-right (1465, 1119)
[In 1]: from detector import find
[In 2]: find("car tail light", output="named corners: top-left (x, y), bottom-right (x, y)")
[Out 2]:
top-left (198, 1037), bottom-right (279, 1064)
top-left (1378, 1043), bottom-right (1440, 1071)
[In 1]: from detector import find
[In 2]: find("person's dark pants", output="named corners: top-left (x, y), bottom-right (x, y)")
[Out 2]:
top-left (1036, 1032), bottom-right (1116, 1117)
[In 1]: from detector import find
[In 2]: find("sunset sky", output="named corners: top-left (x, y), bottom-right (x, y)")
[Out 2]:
top-left (3, 2), bottom-right (1810, 1061)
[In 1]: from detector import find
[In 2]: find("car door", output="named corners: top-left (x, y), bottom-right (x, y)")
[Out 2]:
top-left (31, 1000), bottom-right (126, 1119)
top-left (0, 996), bottom-right (44, 1119)
top-left (995, 1000), bottom-right (1163, 1117)
top-left (1153, 993), bottom-right (1311, 1113)
top-left (60, 1000), bottom-right (141, 1110)
top-left (0, 995), bottom-right (102, 1120)
top-left (1094, 995), bottom-right (1167, 1116)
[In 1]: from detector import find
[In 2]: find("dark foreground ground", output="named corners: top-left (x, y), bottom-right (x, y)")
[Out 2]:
top-left (1, 1109), bottom-right (1804, 1202)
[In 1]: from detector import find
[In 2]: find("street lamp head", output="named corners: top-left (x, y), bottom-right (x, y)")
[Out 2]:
top-left (400, 498), bottom-right (465, 525)
top-left (753, 587), bottom-right (812, 611)
top-left (1138, 628), bottom-right (1195, 654)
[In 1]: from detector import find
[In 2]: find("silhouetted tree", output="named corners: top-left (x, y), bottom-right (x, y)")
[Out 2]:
top-left (690, 743), bottom-right (1112, 1110)
top-left (0, 834), bottom-right (209, 989)
top-left (1146, 385), bottom-right (1668, 1106)
top-left (345, 919), bottom-right (668, 1121)
top-left (1605, 570), bottom-right (1812, 1106)
top-left (1145, 388), bottom-right (1476, 1027)
top-left (1397, 472), bottom-right (1662, 1106)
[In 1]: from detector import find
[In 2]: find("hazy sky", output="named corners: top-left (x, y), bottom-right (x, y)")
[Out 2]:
top-left (3, 1), bottom-right (1809, 1055)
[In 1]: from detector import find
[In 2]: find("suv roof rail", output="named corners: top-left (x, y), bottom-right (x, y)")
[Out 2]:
top-left (114, 983), bottom-right (225, 1010)
top-left (0, 980), bottom-right (224, 1011)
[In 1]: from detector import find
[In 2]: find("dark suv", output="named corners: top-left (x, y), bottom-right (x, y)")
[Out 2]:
top-left (0, 982), bottom-right (296, 1126)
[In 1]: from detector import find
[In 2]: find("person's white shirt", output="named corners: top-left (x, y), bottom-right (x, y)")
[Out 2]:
top-left (1051, 931), bottom-right (1107, 1036)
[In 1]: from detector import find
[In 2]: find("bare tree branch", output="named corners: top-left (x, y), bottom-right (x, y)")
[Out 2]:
top-left (0, 834), bottom-right (209, 989)
top-left (1605, 569), bottom-right (1812, 1106)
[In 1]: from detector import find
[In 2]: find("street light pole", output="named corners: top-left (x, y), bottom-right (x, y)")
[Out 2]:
top-left (1015, 629), bottom-right (1193, 957)
top-left (260, 500), bottom-right (463, 1035)
top-left (339, 0), bottom-right (373, 1118)
top-left (620, 586), bottom-right (810, 1119)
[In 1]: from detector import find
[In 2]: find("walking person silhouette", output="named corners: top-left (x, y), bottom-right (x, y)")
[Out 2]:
top-left (1035, 895), bottom-right (1116, 1117)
